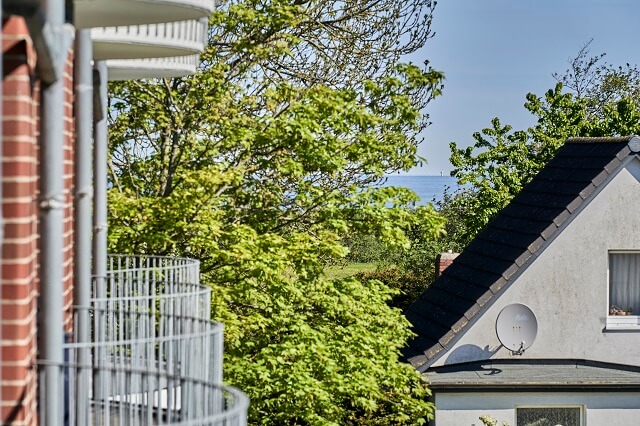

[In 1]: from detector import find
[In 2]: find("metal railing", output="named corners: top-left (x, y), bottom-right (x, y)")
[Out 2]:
top-left (38, 255), bottom-right (248, 425)
top-left (40, 358), bottom-right (248, 426)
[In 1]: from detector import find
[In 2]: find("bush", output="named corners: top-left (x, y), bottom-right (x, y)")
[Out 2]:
top-left (344, 234), bottom-right (390, 264)
top-left (356, 268), bottom-right (433, 310)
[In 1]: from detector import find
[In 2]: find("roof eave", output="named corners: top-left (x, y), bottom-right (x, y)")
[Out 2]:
top-left (428, 383), bottom-right (640, 392)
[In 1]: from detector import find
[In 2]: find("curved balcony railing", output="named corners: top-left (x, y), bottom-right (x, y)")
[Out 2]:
top-left (75, 0), bottom-right (215, 29)
top-left (38, 255), bottom-right (248, 425)
top-left (38, 357), bottom-right (248, 425)
top-left (92, 18), bottom-right (209, 61)
top-left (106, 55), bottom-right (201, 81)
top-left (102, 255), bottom-right (210, 322)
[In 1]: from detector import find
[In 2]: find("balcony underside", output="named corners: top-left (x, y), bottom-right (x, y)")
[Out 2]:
top-left (107, 56), bottom-right (200, 81)
top-left (92, 19), bottom-right (208, 60)
top-left (74, 0), bottom-right (215, 28)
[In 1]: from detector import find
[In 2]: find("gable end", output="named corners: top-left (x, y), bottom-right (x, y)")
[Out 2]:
top-left (404, 136), bottom-right (640, 371)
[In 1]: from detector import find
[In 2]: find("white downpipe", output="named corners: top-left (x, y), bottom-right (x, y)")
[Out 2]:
top-left (73, 28), bottom-right (93, 426)
top-left (92, 60), bottom-right (108, 400)
top-left (38, 0), bottom-right (67, 424)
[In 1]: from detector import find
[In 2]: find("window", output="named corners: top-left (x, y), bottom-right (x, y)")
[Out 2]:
top-left (516, 406), bottom-right (582, 426)
top-left (607, 252), bottom-right (640, 329)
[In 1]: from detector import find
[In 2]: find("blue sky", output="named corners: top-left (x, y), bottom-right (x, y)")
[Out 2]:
top-left (410, 0), bottom-right (639, 175)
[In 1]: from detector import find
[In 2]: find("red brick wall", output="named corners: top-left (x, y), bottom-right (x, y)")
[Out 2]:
top-left (435, 251), bottom-right (459, 279)
top-left (1, 16), bottom-right (39, 425)
top-left (63, 51), bottom-right (75, 334)
top-left (0, 16), bottom-right (77, 424)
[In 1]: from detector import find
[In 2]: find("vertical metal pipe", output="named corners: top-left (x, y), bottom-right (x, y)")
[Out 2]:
top-left (39, 0), bottom-right (67, 423)
top-left (93, 60), bottom-right (107, 293)
top-left (73, 28), bottom-right (92, 425)
top-left (92, 60), bottom-right (108, 400)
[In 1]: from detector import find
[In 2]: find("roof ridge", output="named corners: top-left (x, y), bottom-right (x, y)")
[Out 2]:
top-left (565, 135), bottom-right (635, 144)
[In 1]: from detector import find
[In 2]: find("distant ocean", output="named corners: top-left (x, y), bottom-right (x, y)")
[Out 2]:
top-left (380, 175), bottom-right (460, 205)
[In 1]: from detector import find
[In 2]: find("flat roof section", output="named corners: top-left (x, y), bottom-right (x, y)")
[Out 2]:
top-left (426, 359), bottom-right (640, 392)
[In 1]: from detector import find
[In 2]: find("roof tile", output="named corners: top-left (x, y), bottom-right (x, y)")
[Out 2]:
top-left (489, 277), bottom-right (507, 294)
top-left (450, 316), bottom-right (469, 334)
top-left (407, 354), bottom-right (429, 369)
top-left (455, 251), bottom-right (515, 276)
top-left (604, 156), bottom-right (622, 173)
top-left (502, 263), bottom-right (519, 280)
top-left (442, 262), bottom-right (503, 288)
top-left (591, 169), bottom-right (610, 187)
top-left (540, 222), bottom-right (558, 240)
top-left (438, 330), bottom-right (457, 347)
top-left (579, 183), bottom-right (597, 199)
top-left (566, 195), bottom-right (583, 213)
top-left (553, 209), bottom-right (571, 227)
top-left (617, 145), bottom-right (632, 159)
top-left (423, 343), bottom-right (445, 361)
top-left (476, 289), bottom-right (494, 307)
top-left (463, 302), bottom-right (482, 320)
top-left (527, 236), bottom-right (545, 253)
top-left (514, 250), bottom-right (533, 267)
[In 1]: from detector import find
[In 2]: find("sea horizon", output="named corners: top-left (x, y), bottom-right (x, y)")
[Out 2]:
top-left (378, 175), bottom-right (460, 205)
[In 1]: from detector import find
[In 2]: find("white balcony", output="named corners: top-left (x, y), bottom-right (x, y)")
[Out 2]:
top-left (38, 255), bottom-right (249, 425)
top-left (74, 0), bottom-right (215, 29)
top-left (91, 19), bottom-right (208, 61)
top-left (107, 55), bottom-right (201, 80)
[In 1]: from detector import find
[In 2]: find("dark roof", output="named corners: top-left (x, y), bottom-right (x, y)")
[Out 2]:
top-left (404, 135), bottom-right (640, 370)
top-left (426, 359), bottom-right (640, 391)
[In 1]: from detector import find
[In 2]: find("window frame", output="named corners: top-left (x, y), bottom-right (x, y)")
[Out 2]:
top-left (606, 250), bottom-right (640, 330)
top-left (514, 405), bottom-right (584, 426)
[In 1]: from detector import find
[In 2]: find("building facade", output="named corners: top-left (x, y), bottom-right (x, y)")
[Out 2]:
top-left (406, 136), bottom-right (640, 426)
top-left (0, 1), bottom-right (248, 424)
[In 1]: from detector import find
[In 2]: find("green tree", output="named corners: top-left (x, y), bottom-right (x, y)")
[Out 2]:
top-left (352, 186), bottom-right (475, 311)
top-left (448, 45), bottom-right (640, 238)
top-left (108, 0), bottom-right (446, 423)
top-left (552, 39), bottom-right (640, 120)
top-left (355, 43), bottom-right (640, 316)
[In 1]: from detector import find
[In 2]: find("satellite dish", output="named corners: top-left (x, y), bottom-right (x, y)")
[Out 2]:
top-left (495, 303), bottom-right (538, 356)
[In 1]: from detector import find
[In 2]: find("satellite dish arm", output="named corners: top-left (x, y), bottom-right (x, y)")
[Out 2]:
top-left (512, 341), bottom-right (525, 356)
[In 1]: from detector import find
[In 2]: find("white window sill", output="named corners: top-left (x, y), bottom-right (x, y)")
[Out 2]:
top-left (606, 315), bottom-right (640, 330)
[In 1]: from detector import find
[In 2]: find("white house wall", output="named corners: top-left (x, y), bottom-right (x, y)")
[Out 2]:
top-left (431, 157), bottom-right (640, 367)
top-left (433, 392), bottom-right (640, 426)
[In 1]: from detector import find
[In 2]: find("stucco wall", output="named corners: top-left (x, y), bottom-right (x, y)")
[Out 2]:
top-left (433, 392), bottom-right (640, 426)
top-left (431, 157), bottom-right (640, 367)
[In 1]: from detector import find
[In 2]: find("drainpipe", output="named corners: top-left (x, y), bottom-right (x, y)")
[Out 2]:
top-left (73, 28), bottom-right (92, 425)
top-left (38, 0), bottom-right (70, 424)
top-left (92, 60), bottom-right (108, 397)
top-left (93, 61), bottom-right (107, 294)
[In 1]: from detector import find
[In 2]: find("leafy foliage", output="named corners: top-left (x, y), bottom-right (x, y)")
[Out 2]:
top-left (478, 414), bottom-right (509, 426)
top-left (552, 39), bottom-right (640, 120)
top-left (448, 44), bottom-right (640, 238)
top-left (391, 190), bottom-right (471, 277)
top-left (110, 178), bottom-right (440, 425)
top-left (343, 234), bottom-right (389, 265)
top-left (107, 0), bottom-right (446, 424)
top-left (355, 268), bottom-right (432, 310)
top-left (345, 189), bottom-right (472, 310)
